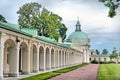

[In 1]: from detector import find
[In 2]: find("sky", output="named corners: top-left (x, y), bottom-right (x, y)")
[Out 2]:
top-left (0, 0), bottom-right (120, 53)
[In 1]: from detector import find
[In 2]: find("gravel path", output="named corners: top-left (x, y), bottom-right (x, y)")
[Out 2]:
top-left (49, 64), bottom-right (99, 80)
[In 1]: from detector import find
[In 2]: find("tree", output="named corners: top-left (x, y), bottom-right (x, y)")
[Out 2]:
top-left (36, 8), bottom-right (67, 40)
top-left (102, 49), bottom-right (108, 54)
top-left (110, 47), bottom-right (119, 63)
top-left (17, 2), bottom-right (67, 41)
top-left (0, 14), bottom-right (7, 23)
top-left (58, 23), bottom-right (67, 41)
top-left (95, 49), bottom-right (100, 55)
top-left (99, 0), bottom-right (120, 18)
top-left (17, 2), bottom-right (42, 28)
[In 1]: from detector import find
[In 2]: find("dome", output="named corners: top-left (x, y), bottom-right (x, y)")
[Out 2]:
top-left (67, 31), bottom-right (89, 40)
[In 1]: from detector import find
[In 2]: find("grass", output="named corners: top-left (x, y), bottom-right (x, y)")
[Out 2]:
top-left (53, 63), bottom-right (87, 73)
top-left (21, 72), bottom-right (59, 80)
top-left (97, 64), bottom-right (120, 80)
top-left (20, 63), bottom-right (87, 80)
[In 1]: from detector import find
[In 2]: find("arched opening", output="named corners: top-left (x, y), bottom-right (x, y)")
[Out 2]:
top-left (46, 47), bottom-right (50, 70)
top-left (32, 44), bottom-right (37, 72)
top-left (90, 58), bottom-right (91, 61)
top-left (3, 39), bottom-right (17, 77)
top-left (39, 46), bottom-right (44, 71)
top-left (59, 50), bottom-right (61, 67)
top-left (70, 52), bottom-right (74, 65)
top-left (51, 49), bottom-right (54, 69)
top-left (55, 50), bottom-right (58, 68)
top-left (62, 51), bottom-right (64, 66)
top-left (65, 52), bottom-right (67, 66)
top-left (19, 42), bottom-right (29, 74)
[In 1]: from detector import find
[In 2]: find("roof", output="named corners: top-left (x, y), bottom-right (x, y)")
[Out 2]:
top-left (91, 54), bottom-right (110, 57)
top-left (0, 21), bottom-right (83, 54)
top-left (0, 21), bottom-right (58, 44)
top-left (67, 20), bottom-right (89, 40)
top-left (67, 31), bottom-right (89, 40)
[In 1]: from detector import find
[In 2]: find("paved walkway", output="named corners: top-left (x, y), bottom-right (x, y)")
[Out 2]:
top-left (49, 64), bottom-right (99, 80)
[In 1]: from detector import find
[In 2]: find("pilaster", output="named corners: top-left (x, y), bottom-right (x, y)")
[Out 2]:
top-left (43, 48), bottom-right (46, 71)
top-left (0, 33), bottom-right (5, 79)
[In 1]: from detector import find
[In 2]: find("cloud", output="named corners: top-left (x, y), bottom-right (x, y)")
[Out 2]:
top-left (0, 0), bottom-right (120, 52)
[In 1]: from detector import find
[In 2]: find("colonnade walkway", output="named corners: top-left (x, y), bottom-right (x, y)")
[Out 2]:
top-left (49, 64), bottom-right (99, 80)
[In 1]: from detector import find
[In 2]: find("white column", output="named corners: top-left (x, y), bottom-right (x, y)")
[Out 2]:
top-left (64, 52), bottom-right (65, 66)
top-left (65, 52), bottom-right (67, 66)
top-left (22, 47), bottom-right (30, 74)
top-left (9, 42), bottom-right (20, 77)
top-left (39, 50), bottom-right (44, 71)
top-left (69, 53), bottom-right (71, 65)
top-left (73, 52), bottom-right (75, 64)
top-left (57, 51), bottom-right (59, 68)
top-left (51, 50), bottom-right (54, 69)
top-left (68, 53), bottom-right (69, 65)
top-left (33, 47), bottom-right (39, 72)
top-left (70, 53), bottom-right (72, 65)
top-left (0, 33), bottom-right (5, 79)
top-left (86, 49), bottom-right (90, 63)
top-left (53, 52), bottom-right (56, 68)
top-left (83, 49), bottom-right (87, 63)
top-left (36, 48), bottom-right (39, 72)
top-left (49, 49), bottom-right (51, 70)
top-left (43, 49), bottom-right (46, 71)
top-left (61, 52), bottom-right (62, 67)
top-left (59, 51), bottom-right (61, 67)
top-left (27, 47), bottom-right (30, 73)
top-left (71, 53), bottom-right (74, 65)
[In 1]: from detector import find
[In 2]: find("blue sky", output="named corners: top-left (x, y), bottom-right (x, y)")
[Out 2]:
top-left (0, 0), bottom-right (120, 53)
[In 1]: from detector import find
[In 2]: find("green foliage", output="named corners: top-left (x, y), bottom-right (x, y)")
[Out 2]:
top-left (36, 8), bottom-right (67, 40)
top-left (97, 64), bottom-right (120, 80)
top-left (102, 49), bottom-right (108, 55)
top-left (17, 2), bottom-right (41, 28)
top-left (96, 49), bottom-right (100, 55)
top-left (91, 60), bottom-right (101, 64)
top-left (58, 24), bottom-right (67, 41)
top-left (91, 60), bottom-right (115, 64)
top-left (53, 63), bottom-right (87, 73)
top-left (99, 0), bottom-right (120, 18)
top-left (110, 48), bottom-right (119, 64)
top-left (17, 2), bottom-right (67, 41)
top-left (21, 72), bottom-right (59, 80)
top-left (0, 14), bottom-right (7, 23)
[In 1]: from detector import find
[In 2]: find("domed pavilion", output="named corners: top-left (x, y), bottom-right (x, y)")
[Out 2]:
top-left (66, 20), bottom-right (90, 63)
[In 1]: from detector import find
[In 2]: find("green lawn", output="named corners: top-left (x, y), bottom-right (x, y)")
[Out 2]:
top-left (20, 63), bottom-right (87, 80)
top-left (53, 63), bottom-right (87, 73)
top-left (21, 72), bottom-right (59, 80)
top-left (97, 64), bottom-right (120, 80)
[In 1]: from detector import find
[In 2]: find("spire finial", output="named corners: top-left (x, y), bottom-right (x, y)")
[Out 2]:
top-left (75, 17), bottom-right (81, 32)
top-left (77, 17), bottom-right (79, 20)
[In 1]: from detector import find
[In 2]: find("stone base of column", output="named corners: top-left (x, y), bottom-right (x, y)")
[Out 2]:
top-left (22, 71), bottom-right (30, 74)
top-left (33, 70), bottom-right (39, 73)
top-left (46, 68), bottom-right (50, 70)
top-left (51, 67), bottom-right (55, 69)
top-left (39, 69), bottom-right (44, 71)
top-left (0, 76), bottom-right (4, 80)
top-left (9, 73), bottom-right (19, 77)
